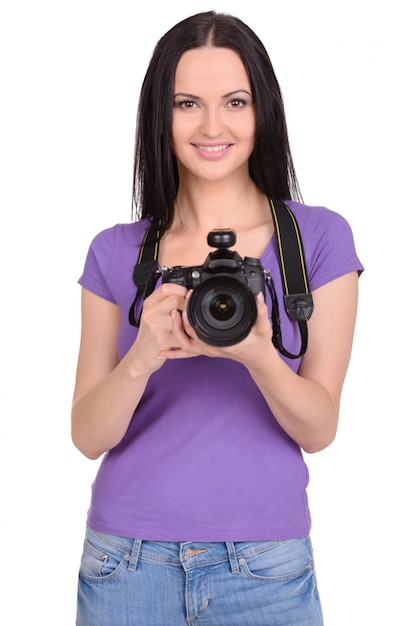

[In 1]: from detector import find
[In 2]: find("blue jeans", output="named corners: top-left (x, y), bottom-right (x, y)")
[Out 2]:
top-left (77, 527), bottom-right (323, 625)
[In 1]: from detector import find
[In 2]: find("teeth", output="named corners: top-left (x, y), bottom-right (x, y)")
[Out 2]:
top-left (197, 145), bottom-right (229, 152)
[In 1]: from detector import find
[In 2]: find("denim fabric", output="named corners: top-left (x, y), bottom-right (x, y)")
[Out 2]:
top-left (77, 527), bottom-right (323, 625)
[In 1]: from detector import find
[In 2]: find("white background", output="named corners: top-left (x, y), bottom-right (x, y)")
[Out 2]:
top-left (1, 0), bottom-right (416, 623)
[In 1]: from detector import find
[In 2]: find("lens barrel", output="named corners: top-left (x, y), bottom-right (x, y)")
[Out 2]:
top-left (187, 275), bottom-right (257, 346)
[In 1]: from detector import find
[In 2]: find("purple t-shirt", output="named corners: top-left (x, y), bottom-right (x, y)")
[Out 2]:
top-left (78, 201), bottom-right (363, 541)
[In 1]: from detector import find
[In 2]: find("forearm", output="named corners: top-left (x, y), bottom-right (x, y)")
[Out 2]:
top-left (71, 351), bottom-right (151, 460)
top-left (247, 345), bottom-right (338, 453)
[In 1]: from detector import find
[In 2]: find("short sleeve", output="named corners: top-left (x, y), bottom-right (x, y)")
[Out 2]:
top-left (78, 227), bottom-right (118, 303)
top-left (305, 206), bottom-right (364, 291)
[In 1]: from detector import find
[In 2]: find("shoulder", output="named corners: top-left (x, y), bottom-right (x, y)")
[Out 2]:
top-left (285, 200), bottom-right (352, 233)
top-left (88, 220), bottom-right (151, 251)
top-left (84, 220), bottom-right (152, 268)
top-left (283, 200), bottom-right (364, 290)
top-left (79, 219), bottom-right (152, 302)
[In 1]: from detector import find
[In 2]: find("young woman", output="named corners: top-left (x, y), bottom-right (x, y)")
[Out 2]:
top-left (72, 11), bottom-right (363, 625)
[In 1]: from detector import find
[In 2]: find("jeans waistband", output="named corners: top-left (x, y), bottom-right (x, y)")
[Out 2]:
top-left (85, 528), bottom-right (285, 575)
top-left (127, 540), bottom-right (240, 573)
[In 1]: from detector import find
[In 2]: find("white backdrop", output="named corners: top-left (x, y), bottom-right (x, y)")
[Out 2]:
top-left (1, 1), bottom-right (416, 623)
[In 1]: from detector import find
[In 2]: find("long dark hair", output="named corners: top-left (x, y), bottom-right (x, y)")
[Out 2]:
top-left (132, 11), bottom-right (302, 233)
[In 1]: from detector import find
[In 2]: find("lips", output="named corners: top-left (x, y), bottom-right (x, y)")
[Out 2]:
top-left (192, 143), bottom-right (233, 159)
top-left (194, 144), bottom-right (230, 152)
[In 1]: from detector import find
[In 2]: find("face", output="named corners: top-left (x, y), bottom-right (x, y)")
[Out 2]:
top-left (171, 47), bottom-right (256, 183)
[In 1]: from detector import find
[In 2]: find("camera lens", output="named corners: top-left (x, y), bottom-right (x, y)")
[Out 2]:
top-left (209, 293), bottom-right (237, 322)
top-left (187, 276), bottom-right (257, 346)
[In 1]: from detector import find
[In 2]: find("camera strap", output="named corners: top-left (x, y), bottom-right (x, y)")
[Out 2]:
top-left (128, 199), bottom-right (313, 358)
top-left (268, 198), bottom-right (313, 358)
top-left (128, 223), bottom-right (161, 326)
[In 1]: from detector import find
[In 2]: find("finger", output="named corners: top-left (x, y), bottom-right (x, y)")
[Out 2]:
top-left (255, 291), bottom-right (269, 322)
top-left (158, 348), bottom-right (199, 360)
top-left (171, 309), bottom-right (194, 343)
top-left (144, 283), bottom-right (188, 309)
top-left (181, 308), bottom-right (197, 339)
top-left (159, 283), bottom-right (188, 298)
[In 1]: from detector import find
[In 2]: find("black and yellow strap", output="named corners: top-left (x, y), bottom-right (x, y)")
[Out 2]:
top-left (267, 198), bottom-right (313, 358)
top-left (128, 223), bottom-right (161, 327)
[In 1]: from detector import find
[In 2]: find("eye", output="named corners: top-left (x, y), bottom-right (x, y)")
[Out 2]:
top-left (174, 99), bottom-right (198, 109)
top-left (227, 98), bottom-right (248, 109)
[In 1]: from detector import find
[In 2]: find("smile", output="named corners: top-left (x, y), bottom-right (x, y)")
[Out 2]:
top-left (194, 144), bottom-right (231, 152)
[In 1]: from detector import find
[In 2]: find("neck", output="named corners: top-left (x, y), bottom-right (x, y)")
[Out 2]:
top-left (173, 180), bottom-right (267, 234)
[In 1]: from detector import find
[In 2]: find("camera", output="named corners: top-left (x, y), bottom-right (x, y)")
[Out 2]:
top-left (161, 229), bottom-right (266, 346)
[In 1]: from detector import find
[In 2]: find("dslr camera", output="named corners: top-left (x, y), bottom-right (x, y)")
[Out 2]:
top-left (160, 229), bottom-right (266, 347)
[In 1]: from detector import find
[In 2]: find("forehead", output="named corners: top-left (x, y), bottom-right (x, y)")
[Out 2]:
top-left (174, 47), bottom-right (250, 92)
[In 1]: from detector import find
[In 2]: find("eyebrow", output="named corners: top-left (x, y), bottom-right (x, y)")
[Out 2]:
top-left (173, 89), bottom-right (252, 100)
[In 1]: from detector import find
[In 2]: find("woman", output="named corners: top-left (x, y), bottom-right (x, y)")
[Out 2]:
top-left (72, 11), bottom-right (363, 625)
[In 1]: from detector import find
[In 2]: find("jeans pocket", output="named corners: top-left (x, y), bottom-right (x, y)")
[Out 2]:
top-left (79, 529), bottom-right (131, 583)
top-left (238, 539), bottom-right (313, 583)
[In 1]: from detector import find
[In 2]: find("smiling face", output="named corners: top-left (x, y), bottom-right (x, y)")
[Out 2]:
top-left (171, 46), bottom-right (256, 184)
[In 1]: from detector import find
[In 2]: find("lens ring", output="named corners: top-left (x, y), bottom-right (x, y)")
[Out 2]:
top-left (187, 276), bottom-right (257, 346)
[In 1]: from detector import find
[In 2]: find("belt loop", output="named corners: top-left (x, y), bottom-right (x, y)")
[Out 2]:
top-left (225, 542), bottom-right (240, 574)
top-left (127, 539), bottom-right (142, 572)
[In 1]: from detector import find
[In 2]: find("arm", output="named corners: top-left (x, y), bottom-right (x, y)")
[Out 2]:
top-left (248, 271), bottom-right (359, 452)
top-left (71, 283), bottom-right (188, 459)
top-left (164, 271), bottom-right (359, 453)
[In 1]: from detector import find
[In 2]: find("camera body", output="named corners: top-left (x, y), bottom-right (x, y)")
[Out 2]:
top-left (161, 229), bottom-right (265, 346)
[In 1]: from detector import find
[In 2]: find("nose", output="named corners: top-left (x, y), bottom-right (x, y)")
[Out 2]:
top-left (200, 107), bottom-right (224, 137)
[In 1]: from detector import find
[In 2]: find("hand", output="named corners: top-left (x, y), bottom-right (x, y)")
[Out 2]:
top-left (159, 291), bottom-right (276, 365)
top-left (132, 282), bottom-right (190, 371)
